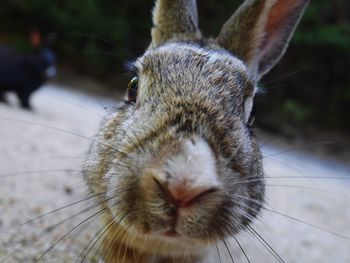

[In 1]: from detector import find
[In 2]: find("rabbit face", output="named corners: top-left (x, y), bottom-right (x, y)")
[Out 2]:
top-left (85, 43), bottom-right (264, 254)
top-left (84, 0), bottom-right (309, 259)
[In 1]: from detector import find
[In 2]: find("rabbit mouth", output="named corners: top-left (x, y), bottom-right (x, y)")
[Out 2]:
top-left (162, 229), bottom-right (179, 237)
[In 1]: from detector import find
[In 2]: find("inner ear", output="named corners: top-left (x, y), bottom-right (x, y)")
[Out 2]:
top-left (263, 0), bottom-right (302, 44)
top-left (217, 0), bottom-right (310, 80)
top-left (257, 0), bottom-right (307, 74)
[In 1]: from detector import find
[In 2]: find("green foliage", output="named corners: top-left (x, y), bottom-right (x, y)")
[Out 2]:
top-left (294, 24), bottom-right (350, 50)
top-left (11, 37), bottom-right (32, 53)
top-left (0, 0), bottom-right (349, 131)
top-left (282, 100), bottom-right (313, 124)
top-left (293, 0), bottom-right (350, 49)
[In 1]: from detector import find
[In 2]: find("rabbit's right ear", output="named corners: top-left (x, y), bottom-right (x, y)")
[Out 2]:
top-left (217, 0), bottom-right (309, 80)
top-left (151, 0), bottom-right (201, 47)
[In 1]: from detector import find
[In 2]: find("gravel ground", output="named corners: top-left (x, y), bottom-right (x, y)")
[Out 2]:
top-left (0, 84), bottom-right (349, 263)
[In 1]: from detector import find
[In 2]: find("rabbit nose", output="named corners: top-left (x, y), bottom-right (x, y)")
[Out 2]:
top-left (150, 137), bottom-right (223, 208)
top-left (154, 176), bottom-right (219, 208)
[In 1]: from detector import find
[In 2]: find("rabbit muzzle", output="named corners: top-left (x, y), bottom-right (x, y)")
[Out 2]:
top-left (140, 137), bottom-right (225, 240)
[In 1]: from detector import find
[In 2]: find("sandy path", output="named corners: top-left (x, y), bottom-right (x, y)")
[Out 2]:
top-left (0, 84), bottom-right (349, 263)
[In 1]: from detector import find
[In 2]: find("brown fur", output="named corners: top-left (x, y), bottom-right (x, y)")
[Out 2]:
top-left (83, 0), bottom-right (309, 262)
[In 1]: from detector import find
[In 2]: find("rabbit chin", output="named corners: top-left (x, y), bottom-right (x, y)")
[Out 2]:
top-left (117, 226), bottom-right (215, 257)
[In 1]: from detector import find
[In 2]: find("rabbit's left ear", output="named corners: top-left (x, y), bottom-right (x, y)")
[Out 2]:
top-left (217, 0), bottom-right (309, 80)
top-left (151, 0), bottom-right (201, 47)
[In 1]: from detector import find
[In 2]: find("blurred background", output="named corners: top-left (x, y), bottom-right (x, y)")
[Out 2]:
top-left (1, 1), bottom-right (350, 262)
top-left (1, 0), bottom-right (349, 136)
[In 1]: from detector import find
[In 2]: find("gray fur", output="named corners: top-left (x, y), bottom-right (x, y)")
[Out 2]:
top-left (83, 1), bottom-right (309, 262)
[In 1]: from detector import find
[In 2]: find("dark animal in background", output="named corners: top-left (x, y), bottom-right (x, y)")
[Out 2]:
top-left (0, 30), bottom-right (56, 109)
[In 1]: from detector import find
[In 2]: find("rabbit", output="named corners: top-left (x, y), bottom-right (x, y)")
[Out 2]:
top-left (83, 0), bottom-right (310, 262)
top-left (0, 35), bottom-right (56, 109)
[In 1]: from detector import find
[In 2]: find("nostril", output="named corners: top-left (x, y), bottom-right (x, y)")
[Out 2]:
top-left (153, 176), bottom-right (220, 208)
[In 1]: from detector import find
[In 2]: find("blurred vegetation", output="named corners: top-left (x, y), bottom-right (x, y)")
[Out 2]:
top-left (0, 0), bottom-right (349, 133)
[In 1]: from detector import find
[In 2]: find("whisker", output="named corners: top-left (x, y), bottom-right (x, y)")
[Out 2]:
top-left (118, 224), bottom-right (133, 262)
top-left (262, 207), bottom-right (350, 240)
top-left (79, 50), bottom-right (127, 60)
top-left (4, 196), bottom-right (116, 262)
top-left (34, 208), bottom-right (107, 262)
top-left (216, 244), bottom-right (222, 263)
top-left (44, 90), bottom-right (108, 117)
top-left (232, 206), bottom-right (273, 240)
top-left (259, 134), bottom-right (283, 148)
top-left (122, 128), bottom-right (148, 156)
top-left (0, 116), bottom-right (142, 170)
top-left (0, 169), bottom-right (80, 179)
top-left (233, 206), bottom-right (260, 224)
top-left (222, 239), bottom-right (235, 263)
top-left (260, 63), bottom-right (340, 85)
top-left (122, 223), bottom-right (133, 263)
top-left (33, 202), bottom-right (103, 240)
top-left (22, 192), bottom-right (105, 225)
top-left (84, 213), bottom-right (133, 263)
top-left (134, 227), bottom-right (147, 261)
top-left (67, 215), bottom-right (98, 249)
top-left (265, 184), bottom-right (350, 199)
top-left (0, 116), bottom-right (97, 142)
top-left (6, 190), bottom-right (127, 262)
top-left (67, 31), bottom-right (135, 60)
top-left (102, 221), bottom-right (132, 262)
top-left (36, 154), bottom-right (86, 163)
top-left (231, 176), bottom-right (350, 187)
top-left (246, 225), bottom-right (285, 263)
top-left (265, 175), bottom-right (350, 180)
top-left (78, 215), bottom-right (120, 263)
top-left (233, 236), bottom-right (251, 263)
top-left (230, 193), bottom-right (265, 207)
top-left (231, 192), bottom-right (350, 243)
top-left (83, 187), bottom-right (133, 262)
top-left (261, 83), bottom-right (312, 90)
top-left (264, 156), bottom-right (307, 177)
top-left (263, 140), bottom-right (335, 158)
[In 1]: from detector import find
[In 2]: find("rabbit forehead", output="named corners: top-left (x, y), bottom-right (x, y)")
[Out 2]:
top-left (138, 43), bottom-right (248, 74)
top-left (136, 43), bottom-right (253, 87)
top-left (134, 43), bottom-right (255, 108)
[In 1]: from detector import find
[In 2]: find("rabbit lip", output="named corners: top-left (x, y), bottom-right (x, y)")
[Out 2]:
top-left (162, 229), bottom-right (179, 237)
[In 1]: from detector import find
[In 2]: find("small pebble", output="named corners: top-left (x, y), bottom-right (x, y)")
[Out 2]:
top-left (64, 185), bottom-right (73, 194)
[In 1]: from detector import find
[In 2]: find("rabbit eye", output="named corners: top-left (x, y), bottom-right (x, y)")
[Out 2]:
top-left (127, 76), bottom-right (138, 103)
